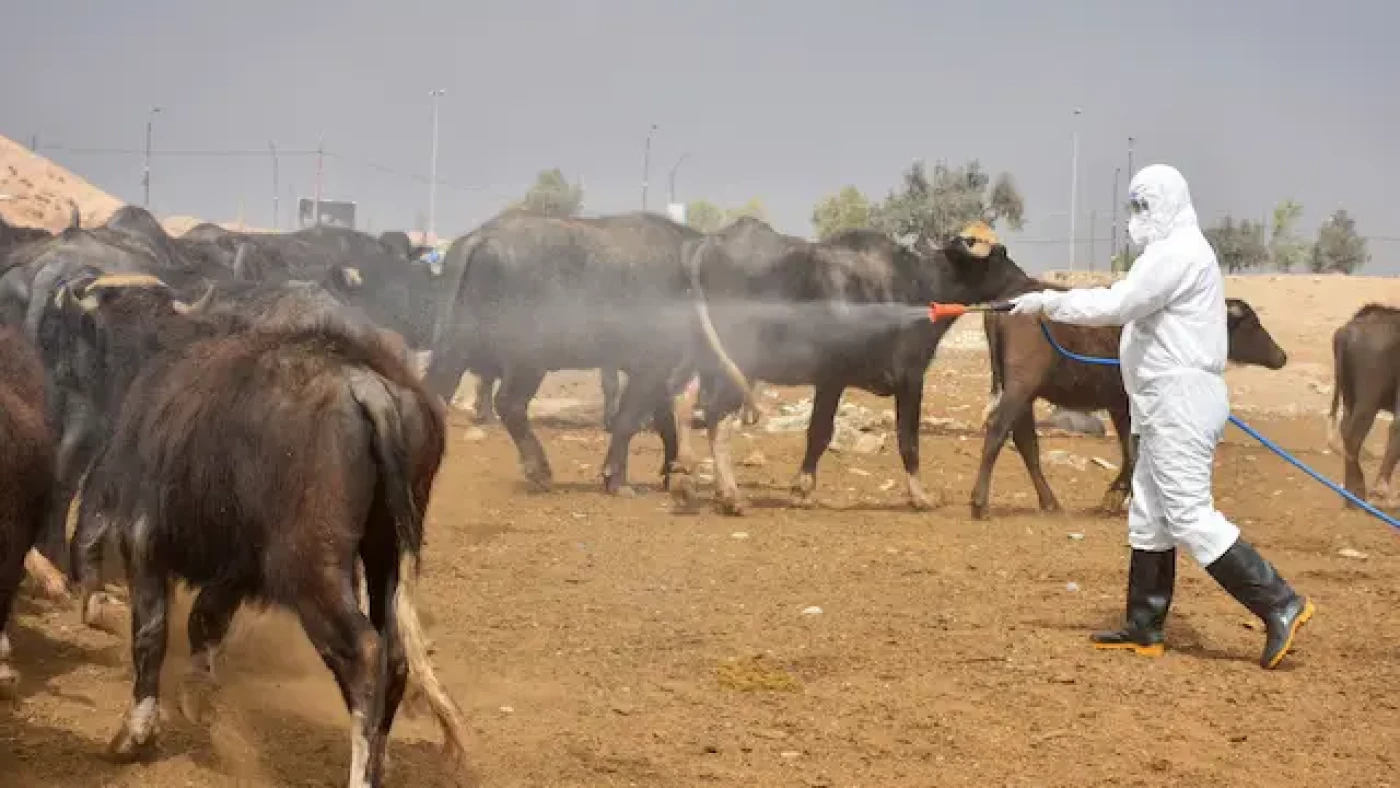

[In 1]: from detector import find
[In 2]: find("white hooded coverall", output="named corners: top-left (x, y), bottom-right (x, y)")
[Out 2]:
top-left (1013, 164), bottom-right (1240, 566)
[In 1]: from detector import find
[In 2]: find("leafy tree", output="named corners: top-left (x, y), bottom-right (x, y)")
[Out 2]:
top-left (685, 199), bottom-right (725, 233)
top-left (1269, 198), bottom-right (1308, 272)
top-left (516, 168), bottom-right (584, 217)
top-left (1310, 209), bottom-right (1369, 274)
top-left (870, 159), bottom-right (1025, 246)
top-left (811, 186), bottom-right (873, 240)
top-left (723, 197), bottom-right (769, 225)
top-left (1204, 215), bottom-right (1269, 273)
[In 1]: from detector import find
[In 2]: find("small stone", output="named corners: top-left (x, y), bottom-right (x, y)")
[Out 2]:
top-left (780, 750), bottom-right (801, 760)
top-left (462, 427), bottom-right (488, 442)
top-left (1091, 457), bottom-right (1117, 471)
top-left (1338, 547), bottom-right (1368, 560)
top-left (1068, 532), bottom-right (1085, 541)
top-left (801, 606), bottom-right (823, 616)
top-left (879, 479), bottom-right (896, 491)
top-left (740, 450), bottom-right (766, 467)
top-left (1065, 582), bottom-right (1081, 593)
top-left (731, 532), bottom-right (750, 540)
top-left (499, 706), bottom-right (515, 714)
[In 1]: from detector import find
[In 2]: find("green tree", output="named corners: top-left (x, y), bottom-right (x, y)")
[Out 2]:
top-left (516, 168), bottom-right (584, 217)
top-left (723, 197), bottom-right (769, 225)
top-left (1310, 209), bottom-right (1369, 274)
top-left (870, 159), bottom-right (1025, 246)
top-left (1269, 198), bottom-right (1308, 272)
top-left (811, 186), bottom-right (873, 240)
top-left (1204, 215), bottom-right (1269, 273)
top-left (685, 199), bottom-right (725, 233)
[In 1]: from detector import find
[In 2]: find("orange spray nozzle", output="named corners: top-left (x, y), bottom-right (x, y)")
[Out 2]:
top-left (927, 302), bottom-right (1013, 321)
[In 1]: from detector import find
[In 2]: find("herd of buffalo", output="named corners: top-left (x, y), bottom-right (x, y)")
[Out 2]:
top-left (0, 199), bottom-right (1392, 786)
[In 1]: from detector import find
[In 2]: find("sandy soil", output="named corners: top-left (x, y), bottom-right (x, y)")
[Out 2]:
top-left (3, 282), bottom-right (1399, 787)
top-left (0, 136), bottom-right (123, 231)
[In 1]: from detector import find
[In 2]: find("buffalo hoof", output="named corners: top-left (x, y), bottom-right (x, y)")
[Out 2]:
top-left (970, 502), bottom-right (989, 520)
top-left (714, 492), bottom-right (746, 516)
top-left (83, 592), bottom-right (129, 636)
top-left (523, 463), bottom-right (554, 493)
top-left (669, 473), bottom-right (701, 512)
top-left (611, 485), bottom-right (637, 499)
top-left (908, 493), bottom-right (936, 512)
top-left (789, 491), bottom-right (818, 509)
top-left (0, 663), bottom-right (18, 700)
top-left (106, 727), bottom-right (157, 764)
top-left (107, 700), bottom-right (159, 763)
top-left (178, 673), bottom-right (217, 726)
top-left (1099, 488), bottom-right (1128, 513)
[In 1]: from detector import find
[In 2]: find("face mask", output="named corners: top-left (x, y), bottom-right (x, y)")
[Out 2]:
top-left (1128, 214), bottom-right (1151, 246)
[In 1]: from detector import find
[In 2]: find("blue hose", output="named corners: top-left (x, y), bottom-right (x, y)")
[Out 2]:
top-left (1037, 319), bottom-right (1400, 532)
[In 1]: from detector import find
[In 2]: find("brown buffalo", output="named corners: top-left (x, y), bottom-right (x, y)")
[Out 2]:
top-left (1326, 303), bottom-right (1400, 505)
top-left (972, 287), bottom-right (1287, 519)
top-left (0, 326), bottom-right (55, 695)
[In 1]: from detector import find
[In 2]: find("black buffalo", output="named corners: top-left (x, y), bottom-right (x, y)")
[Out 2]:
top-left (51, 274), bottom-right (469, 783)
top-left (669, 221), bottom-right (1033, 514)
top-left (424, 210), bottom-right (702, 494)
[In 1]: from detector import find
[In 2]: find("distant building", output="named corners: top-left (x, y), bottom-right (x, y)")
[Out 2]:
top-left (298, 198), bottom-right (356, 229)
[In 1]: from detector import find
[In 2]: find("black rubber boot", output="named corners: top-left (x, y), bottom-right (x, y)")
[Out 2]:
top-left (1091, 547), bottom-right (1176, 657)
top-left (1205, 538), bottom-right (1315, 669)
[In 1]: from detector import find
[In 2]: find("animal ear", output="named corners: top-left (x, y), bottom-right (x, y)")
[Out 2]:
top-left (335, 266), bottom-right (364, 290)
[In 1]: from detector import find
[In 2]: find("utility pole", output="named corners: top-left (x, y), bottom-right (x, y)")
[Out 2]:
top-left (668, 152), bottom-right (689, 204)
top-left (1122, 136), bottom-right (1136, 268)
top-left (1069, 107), bottom-right (1082, 270)
top-left (143, 106), bottom-right (162, 208)
top-left (269, 141), bottom-right (279, 230)
top-left (428, 88), bottom-right (445, 243)
top-left (641, 123), bottom-right (658, 211)
top-left (1110, 167), bottom-right (1120, 272)
top-left (313, 138), bottom-right (324, 227)
top-left (1089, 210), bottom-right (1097, 271)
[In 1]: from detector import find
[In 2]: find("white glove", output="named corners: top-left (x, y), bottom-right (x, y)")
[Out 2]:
top-left (1008, 291), bottom-right (1051, 315)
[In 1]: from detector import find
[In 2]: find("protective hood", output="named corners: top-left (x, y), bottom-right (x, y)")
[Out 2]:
top-left (1127, 164), bottom-right (1200, 247)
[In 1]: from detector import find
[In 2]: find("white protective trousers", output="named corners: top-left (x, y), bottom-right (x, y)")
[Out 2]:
top-left (1127, 369), bottom-right (1241, 566)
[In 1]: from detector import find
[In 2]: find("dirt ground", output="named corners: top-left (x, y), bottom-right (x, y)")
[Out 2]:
top-left (3, 276), bottom-right (1400, 787)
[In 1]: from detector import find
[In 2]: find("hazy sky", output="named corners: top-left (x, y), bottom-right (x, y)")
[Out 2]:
top-left (3, 0), bottom-right (1396, 272)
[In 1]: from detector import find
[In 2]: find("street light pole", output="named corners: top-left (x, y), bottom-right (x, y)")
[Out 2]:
top-left (1069, 107), bottom-right (1082, 270)
top-left (641, 123), bottom-right (658, 211)
top-left (668, 152), bottom-right (689, 204)
top-left (269, 141), bottom-right (279, 230)
top-left (428, 88), bottom-right (445, 243)
top-left (143, 106), bottom-right (162, 208)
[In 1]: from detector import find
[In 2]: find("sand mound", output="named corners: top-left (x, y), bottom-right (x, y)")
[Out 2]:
top-left (0, 135), bottom-right (124, 230)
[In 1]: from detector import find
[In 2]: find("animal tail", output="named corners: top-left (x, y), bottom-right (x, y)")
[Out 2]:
top-left (682, 236), bottom-right (760, 416)
top-left (423, 232), bottom-right (488, 402)
top-left (351, 372), bottom-right (470, 769)
top-left (981, 311), bottom-right (1003, 428)
top-left (1326, 328), bottom-right (1347, 456)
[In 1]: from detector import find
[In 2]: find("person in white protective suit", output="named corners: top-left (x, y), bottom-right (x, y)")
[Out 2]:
top-left (1002, 164), bottom-right (1314, 670)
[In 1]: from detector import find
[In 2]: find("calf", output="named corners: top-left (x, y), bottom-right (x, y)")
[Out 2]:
top-left (1326, 303), bottom-right (1400, 504)
top-left (0, 326), bottom-right (55, 695)
top-left (50, 275), bottom-right (469, 786)
top-left (971, 289), bottom-right (1287, 518)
